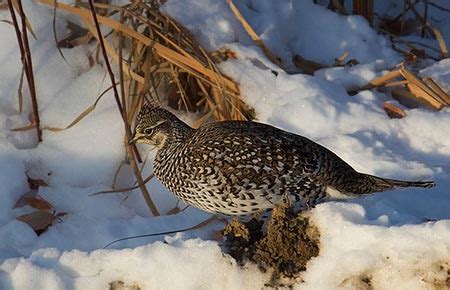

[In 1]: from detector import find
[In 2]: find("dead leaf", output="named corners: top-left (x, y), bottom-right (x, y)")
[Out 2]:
top-left (24, 196), bottom-right (54, 211)
top-left (26, 173), bottom-right (48, 190)
top-left (14, 190), bottom-right (37, 208)
top-left (384, 102), bottom-right (407, 119)
top-left (57, 26), bottom-right (93, 48)
top-left (16, 211), bottom-right (56, 235)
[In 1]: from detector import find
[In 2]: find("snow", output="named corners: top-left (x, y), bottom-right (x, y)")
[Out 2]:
top-left (0, 0), bottom-right (450, 289)
top-left (1, 239), bottom-right (268, 290)
top-left (421, 58), bottom-right (450, 93)
top-left (303, 203), bottom-right (450, 290)
top-left (161, 0), bottom-right (400, 70)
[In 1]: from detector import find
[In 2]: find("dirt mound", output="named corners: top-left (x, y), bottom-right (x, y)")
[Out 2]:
top-left (223, 204), bottom-right (320, 284)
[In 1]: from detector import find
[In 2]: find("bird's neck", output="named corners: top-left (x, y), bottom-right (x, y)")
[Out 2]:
top-left (154, 120), bottom-right (194, 174)
top-left (161, 119), bottom-right (195, 151)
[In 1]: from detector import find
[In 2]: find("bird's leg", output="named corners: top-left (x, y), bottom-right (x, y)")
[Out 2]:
top-left (211, 215), bottom-right (232, 241)
top-left (251, 210), bottom-right (264, 221)
top-left (282, 191), bottom-right (293, 207)
top-left (300, 201), bottom-right (311, 212)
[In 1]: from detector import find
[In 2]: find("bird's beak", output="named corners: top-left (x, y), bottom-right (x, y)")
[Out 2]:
top-left (128, 132), bottom-right (143, 145)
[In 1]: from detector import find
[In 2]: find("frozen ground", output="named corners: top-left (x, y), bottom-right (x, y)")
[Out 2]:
top-left (1, 0), bottom-right (450, 289)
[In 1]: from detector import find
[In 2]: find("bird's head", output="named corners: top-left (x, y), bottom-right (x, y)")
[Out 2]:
top-left (129, 101), bottom-right (191, 148)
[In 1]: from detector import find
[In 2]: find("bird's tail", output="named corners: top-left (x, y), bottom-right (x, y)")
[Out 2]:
top-left (363, 173), bottom-right (435, 192)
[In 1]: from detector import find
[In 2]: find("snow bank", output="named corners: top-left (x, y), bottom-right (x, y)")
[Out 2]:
top-left (161, 0), bottom-right (399, 70)
top-left (1, 239), bottom-right (267, 290)
top-left (302, 203), bottom-right (450, 290)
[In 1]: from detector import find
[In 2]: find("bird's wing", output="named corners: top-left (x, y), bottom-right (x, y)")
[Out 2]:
top-left (185, 121), bottom-right (325, 186)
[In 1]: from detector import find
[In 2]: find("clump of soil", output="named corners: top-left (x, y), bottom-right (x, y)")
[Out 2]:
top-left (223, 204), bottom-right (320, 283)
top-left (109, 281), bottom-right (141, 290)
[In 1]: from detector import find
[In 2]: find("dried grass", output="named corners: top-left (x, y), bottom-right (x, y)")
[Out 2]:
top-left (227, 0), bottom-right (282, 68)
top-left (364, 65), bottom-right (450, 110)
top-left (378, 0), bottom-right (449, 61)
top-left (38, 0), bottom-right (253, 123)
top-left (34, 0), bottom-right (258, 215)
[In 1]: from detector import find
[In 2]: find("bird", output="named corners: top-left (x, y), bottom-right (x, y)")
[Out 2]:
top-left (129, 101), bottom-right (435, 217)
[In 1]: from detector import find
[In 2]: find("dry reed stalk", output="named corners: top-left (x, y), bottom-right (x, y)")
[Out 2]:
top-left (86, 0), bottom-right (160, 216)
top-left (384, 80), bottom-right (409, 87)
top-left (428, 25), bottom-right (449, 59)
top-left (34, 0), bottom-right (256, 216)
top-left (406, 83), bottom-right (443, 109)
top-left (404, 0), bottom-right (434, 36)
top-left (353, 0), bottom-right (374, 25)
top-left (422, 77), bottom-right (450, 105)
top-left (37, 0), bottom-right (251, 123)
top-left (421, 0), bottom-right (428, 37)
top-left (8, 0), bottom-right (42, 142)
top-left (362, 66), bottom-right (450, 111)
top-left (363, 69), bottom-right (402, 89)
top-left (399, 67), bottom-right (446, 109)
top-left (227, 0), bottom-right (282, 68)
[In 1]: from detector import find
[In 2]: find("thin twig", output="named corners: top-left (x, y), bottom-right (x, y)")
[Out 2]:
top-left (429, 1), bottom-right (450, 12)
top-left (118, 10), bottom-right (126, 117)
top-left (8, 0), bottom-right (42, 142)
top-left (405, 0), bottom-right (433, 36)
top-left (421, 0), bottom-right (428, 37)
top-left (103, 215), bottom-right (216, 248)
top-left (87, 0), bottom-right (159, 216)
top-left (90, 173), bottom-right (155, 196)
top-left (17, 0), bottom-right (41, 142)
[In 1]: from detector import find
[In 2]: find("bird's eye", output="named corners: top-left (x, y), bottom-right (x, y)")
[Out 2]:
top-left (144, 128), bottom-right (154, 135)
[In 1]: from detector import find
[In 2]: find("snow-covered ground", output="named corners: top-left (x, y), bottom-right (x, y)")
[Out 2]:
top-left (1, 0), bottom-right (450, 289)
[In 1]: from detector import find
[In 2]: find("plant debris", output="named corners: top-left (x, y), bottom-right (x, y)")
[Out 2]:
top-left (362, 65), bottom-right (450, 112)
top-left (57, 22), bottom-right (93, 49)
top-left (109, 280), bottom-right (141, 290)
top-left (383, 102), bottom-right (407, 119)
top-left (14, 171), bottom-right (66, 235)
top-left (17, 211), bottom-right (56, 235)
top-left (223, 204), bottom-right (320, 285)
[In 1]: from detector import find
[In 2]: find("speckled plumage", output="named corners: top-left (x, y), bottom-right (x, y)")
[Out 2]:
top-left (130, 102), bottom-right (435, 216)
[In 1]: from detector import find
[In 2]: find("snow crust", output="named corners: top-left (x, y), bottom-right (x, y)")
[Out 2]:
top-left (0, 0), bottom-right (450, 289)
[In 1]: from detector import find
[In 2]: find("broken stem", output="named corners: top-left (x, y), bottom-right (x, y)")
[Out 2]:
top-left (8, 0), bottom-right (42, 142)
top-left (87, 0), bottom-right (160, 216)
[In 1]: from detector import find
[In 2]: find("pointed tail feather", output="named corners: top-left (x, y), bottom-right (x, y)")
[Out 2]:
top-left (366, 174), bottom-right (435, 192)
